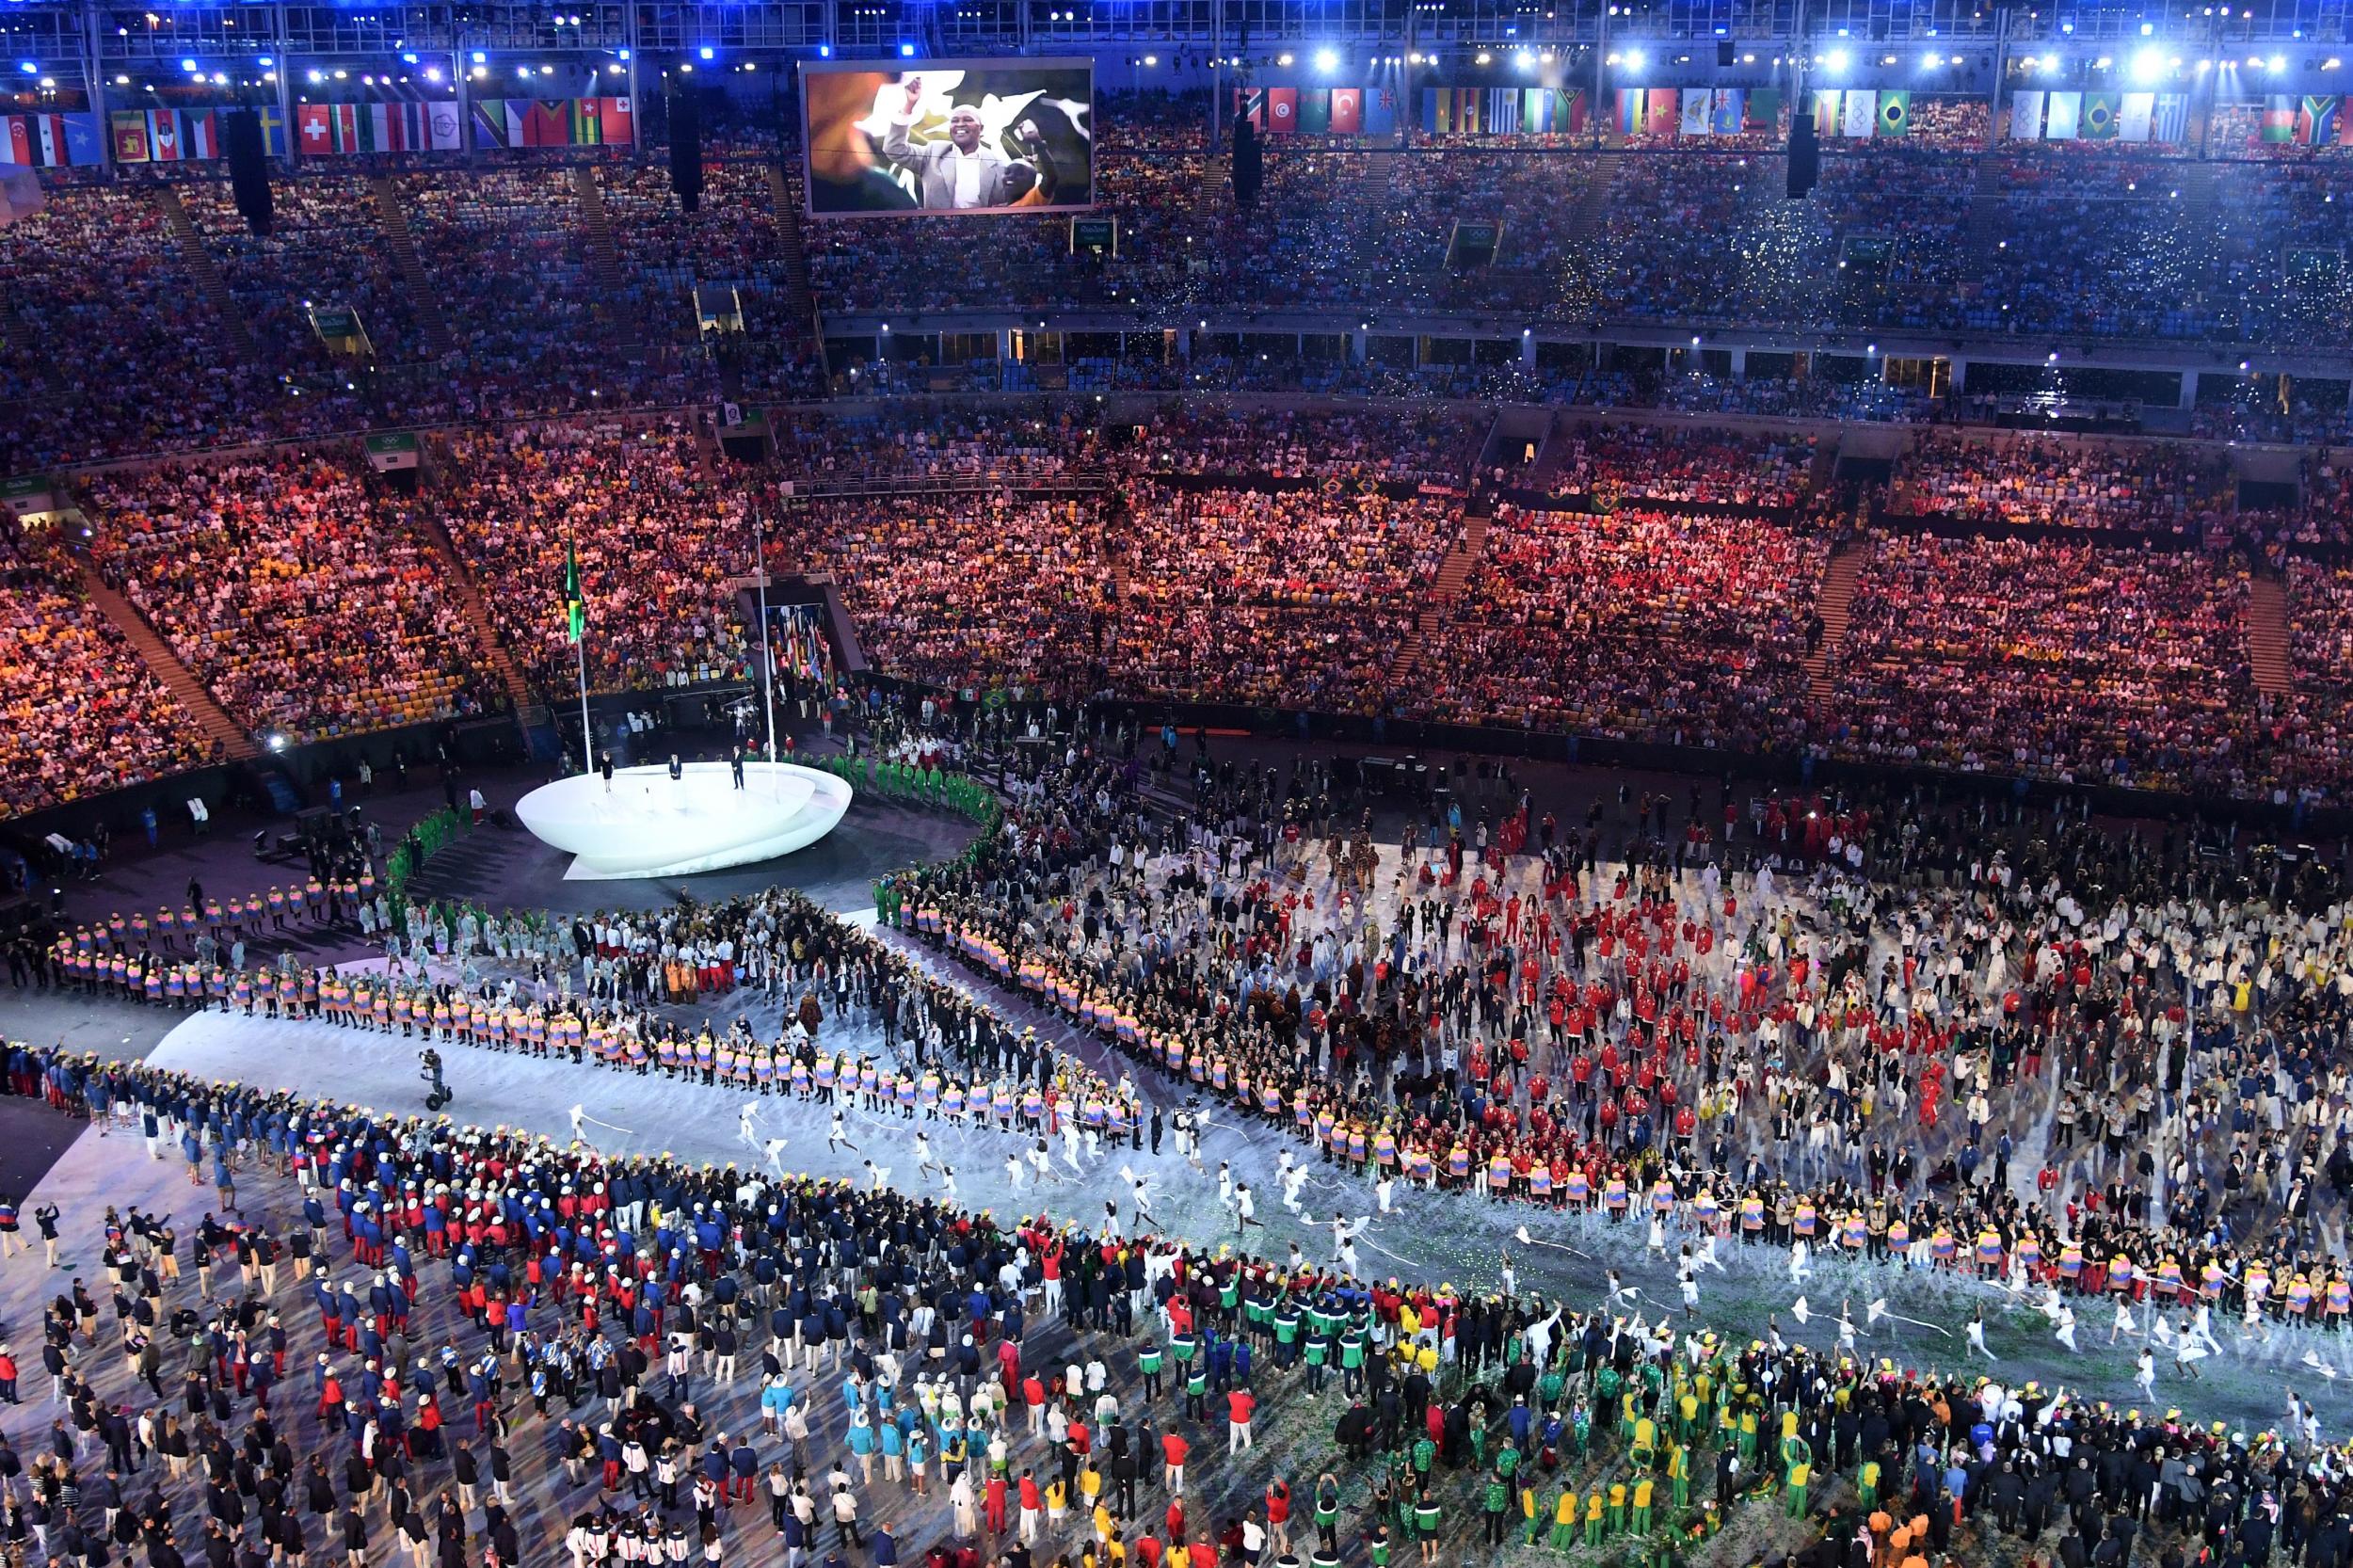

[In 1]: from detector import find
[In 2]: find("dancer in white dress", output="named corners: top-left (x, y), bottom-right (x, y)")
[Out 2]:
top-left (1965, 1309), bottom-right (1993, 1360)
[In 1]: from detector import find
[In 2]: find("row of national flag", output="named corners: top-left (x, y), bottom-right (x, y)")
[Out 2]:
top-left (1232, 88), bottom-right (1399, 136)
top-left (2254, 94), bottom-right (2346, 145)
top-left (472, 96), bottom-right (633, 148)
top-left (2009, 89), bottom-right (2192, 142)
top-left (0, 113), bottom-right (104, 168)
top-left (1618, 88), bottom-right (1784, 136)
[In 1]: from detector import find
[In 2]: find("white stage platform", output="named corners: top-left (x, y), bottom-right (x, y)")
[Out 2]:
top-left (514, 760), bottom-right (854, 880)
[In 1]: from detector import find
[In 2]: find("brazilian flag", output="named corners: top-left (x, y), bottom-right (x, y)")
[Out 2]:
top-left (1877, 90), bottom-right (1910, 136)
top-left (562, 538), bottom-right (584, 644)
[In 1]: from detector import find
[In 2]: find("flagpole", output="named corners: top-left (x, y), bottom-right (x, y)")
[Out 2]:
top-left (753, 506), bottom-right (779, 792)
top-left (576, 621), bottom-right (594, 779)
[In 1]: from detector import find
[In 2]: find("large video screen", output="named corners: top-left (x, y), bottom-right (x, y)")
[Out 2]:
top-left (801, 57), bottom-right (1094, 216)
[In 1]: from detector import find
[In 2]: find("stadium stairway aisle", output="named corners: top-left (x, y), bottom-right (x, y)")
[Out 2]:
top-left (575, 166), bottom-right (645, 357)
top-left (1805, 539), bottom-right (1866, 703)
top-left (1562, 150), bottom-right (1621, 247)
top-left (1193, 152), bottom-right (1228, 217)
top-left (151, 184), bottom-right (256, 360)
top-left (408, 504), bottom-right (549, 740)
top-left (368, 173), bottom-right (456, 358)
top-left (72, 556), bottom-right (260, 763)
top-left (763, 164), bottom-right (825, 345)
top-left (1385, 504), bottom-right (1490, 689)
top-left (2249, 569), bottom-right (2294, 698)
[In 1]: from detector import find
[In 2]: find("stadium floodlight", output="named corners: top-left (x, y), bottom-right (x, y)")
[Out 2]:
top-left (2130, 44), bottom-right (2166, 82)
top-left (2039, 53), bottom-right (2057, 71)
top-left (181, 56), bottom-right (198, 72)
top-left (16, 61), bottom-right (34, 73)
top-left (1823, 46), bottom-right (1849, 72)
top-left (1622, 47), bottom-right (1644, 69)
top-left (900, 41), bottom-right (916, 56)
top-left (1920, 52), bottom-right (1938, 68)
top-left (471, 51), bottom-right (486, 62)
top-left (617, 48), bottom-right (630, 59)
top-left (2267, 54), bottom-right (2285, 71)
top-left (699, 45), bottom-right (714, 58)
top-left (1314, 47), bottom-right (1338, 72)
top-left (1514, 49), bottom-right (1534, 71)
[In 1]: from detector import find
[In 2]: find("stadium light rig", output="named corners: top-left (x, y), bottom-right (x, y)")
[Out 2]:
top-left (2129, 44), bottom-right (2166, 82)
top-left (1822, 46), bottom-right (1849, 72)
top-left (1314, 47), bottom-right (1338, 72)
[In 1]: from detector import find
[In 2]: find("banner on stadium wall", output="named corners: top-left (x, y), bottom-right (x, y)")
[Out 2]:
top-left (364, 433), bottom-right (420, 472)
top-left (2044, 91), bottom-right (2083, 138)
top-left (466, 97), bottom-right (632, 149)
top-left (2009, 88), bottom-right (2044, 137)
top-left (109, 108), bottom-right (223, 163)
top-left (1745, 88), bottom-right (1782, 132)
top-left (0, 112), bottom-right (104, 168)
top-left (296, 101), bottom-right (465, 155)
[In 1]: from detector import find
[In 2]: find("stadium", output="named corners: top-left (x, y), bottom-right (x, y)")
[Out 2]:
top-left (2, 1), bottom-right (2353, 1567)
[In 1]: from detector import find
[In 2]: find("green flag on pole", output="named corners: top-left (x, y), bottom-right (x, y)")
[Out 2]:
top-left (563, 538), bottom-right (584, 643)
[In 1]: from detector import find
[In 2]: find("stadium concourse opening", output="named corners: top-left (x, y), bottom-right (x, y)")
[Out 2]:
top-left (4, 27), bottom-right (2353, 1568)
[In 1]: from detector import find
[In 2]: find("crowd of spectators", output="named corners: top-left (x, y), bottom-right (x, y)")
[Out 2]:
top-left (1414, 503), bottom-right (1826, 745)
top-left (1889, 429), bottom-right (2236, 533)
top-left (430, 418), bottom-right (755, 695)
top-left (0, 181), bottom-right (323, 471)
top-left (801, 492), bottom-right (1108, 696)
top-left (86, 447), bottom-right (504, 742)
top-left (0, 520), bottom-right (214, 818)
top-left (1548, 422), bottom-right (1816, 507)
top-left (1823, 531), bottom-right (2257, 792)
top-left (178, 171), bottom-right (422, 377)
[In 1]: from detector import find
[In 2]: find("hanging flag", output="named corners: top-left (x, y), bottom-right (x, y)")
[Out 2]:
top-left (1364, 88), bottom-right (1396, 136)
top-left (1614, 88), bottom-right (1645, 136)
top-left (1877, 90), bottom-right (1910, 136)
top-left (111, 108), bottom-right (152, 163)
top-left (2119, 91), bottom-right (2156, 142)
top-left (184, 109), bottom-right (218, 158)
top-left (1679, 90), bottom-right (1711, 136)
top-left (255, 105), bottom-right (286, 157)
top-left (470, 101), bottom-right (509, 148)
top-left (1841, 88), bottom-right (1875, 136)
top-left (426, 101), bottom-right (464, 151)
top-left (146, 108), bottom-right (184, 161)
top-left (2261, 94), bottom-right (2297, 142)
top-left (1, 117), bottom-right (35, 167)
top-left (1646, 88), bottom-right (1679, 136)
top-left (1745, 88), bottom-right (1781, 132)
top-left (62, 114), bottom-right (102, 166)
top-left (1329, 87), bottom-right (1363, 134)
top-left (562, 537), bottom-right (584, 644)
top-left (30, 115), bottom-right (67, 167)
top-left (2044, 90), bottom-right (2082, 138)
top-left (1811, 90), bottom-right (1842, 136)
top-left (2080, 92), bottom-right (2119, 138)
top-left (331, 103), bottom-right (360, 152)
top-left (2153, 93), bottom-right (2188, 142)
top-left (2297, 95), bottom-right (2341, 146)
top-left (1712, 88), bottom-right (1743, 135)
top-left (568, 98), bottom-right (602, 144)
top-left (1298, 88), bottom-right (1331, 136)
top-left (1264, 87), bottom-right (1297, 135)
top-left (2009, 89), bottom-right (2045, 138)
top-left (297, 103), bottom-right (334, 155)
top-left (1486, 89), bottom-right (1520, 136)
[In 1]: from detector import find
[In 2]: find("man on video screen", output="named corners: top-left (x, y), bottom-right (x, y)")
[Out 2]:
top-left (881, 76), bottom-right (1036, 210)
